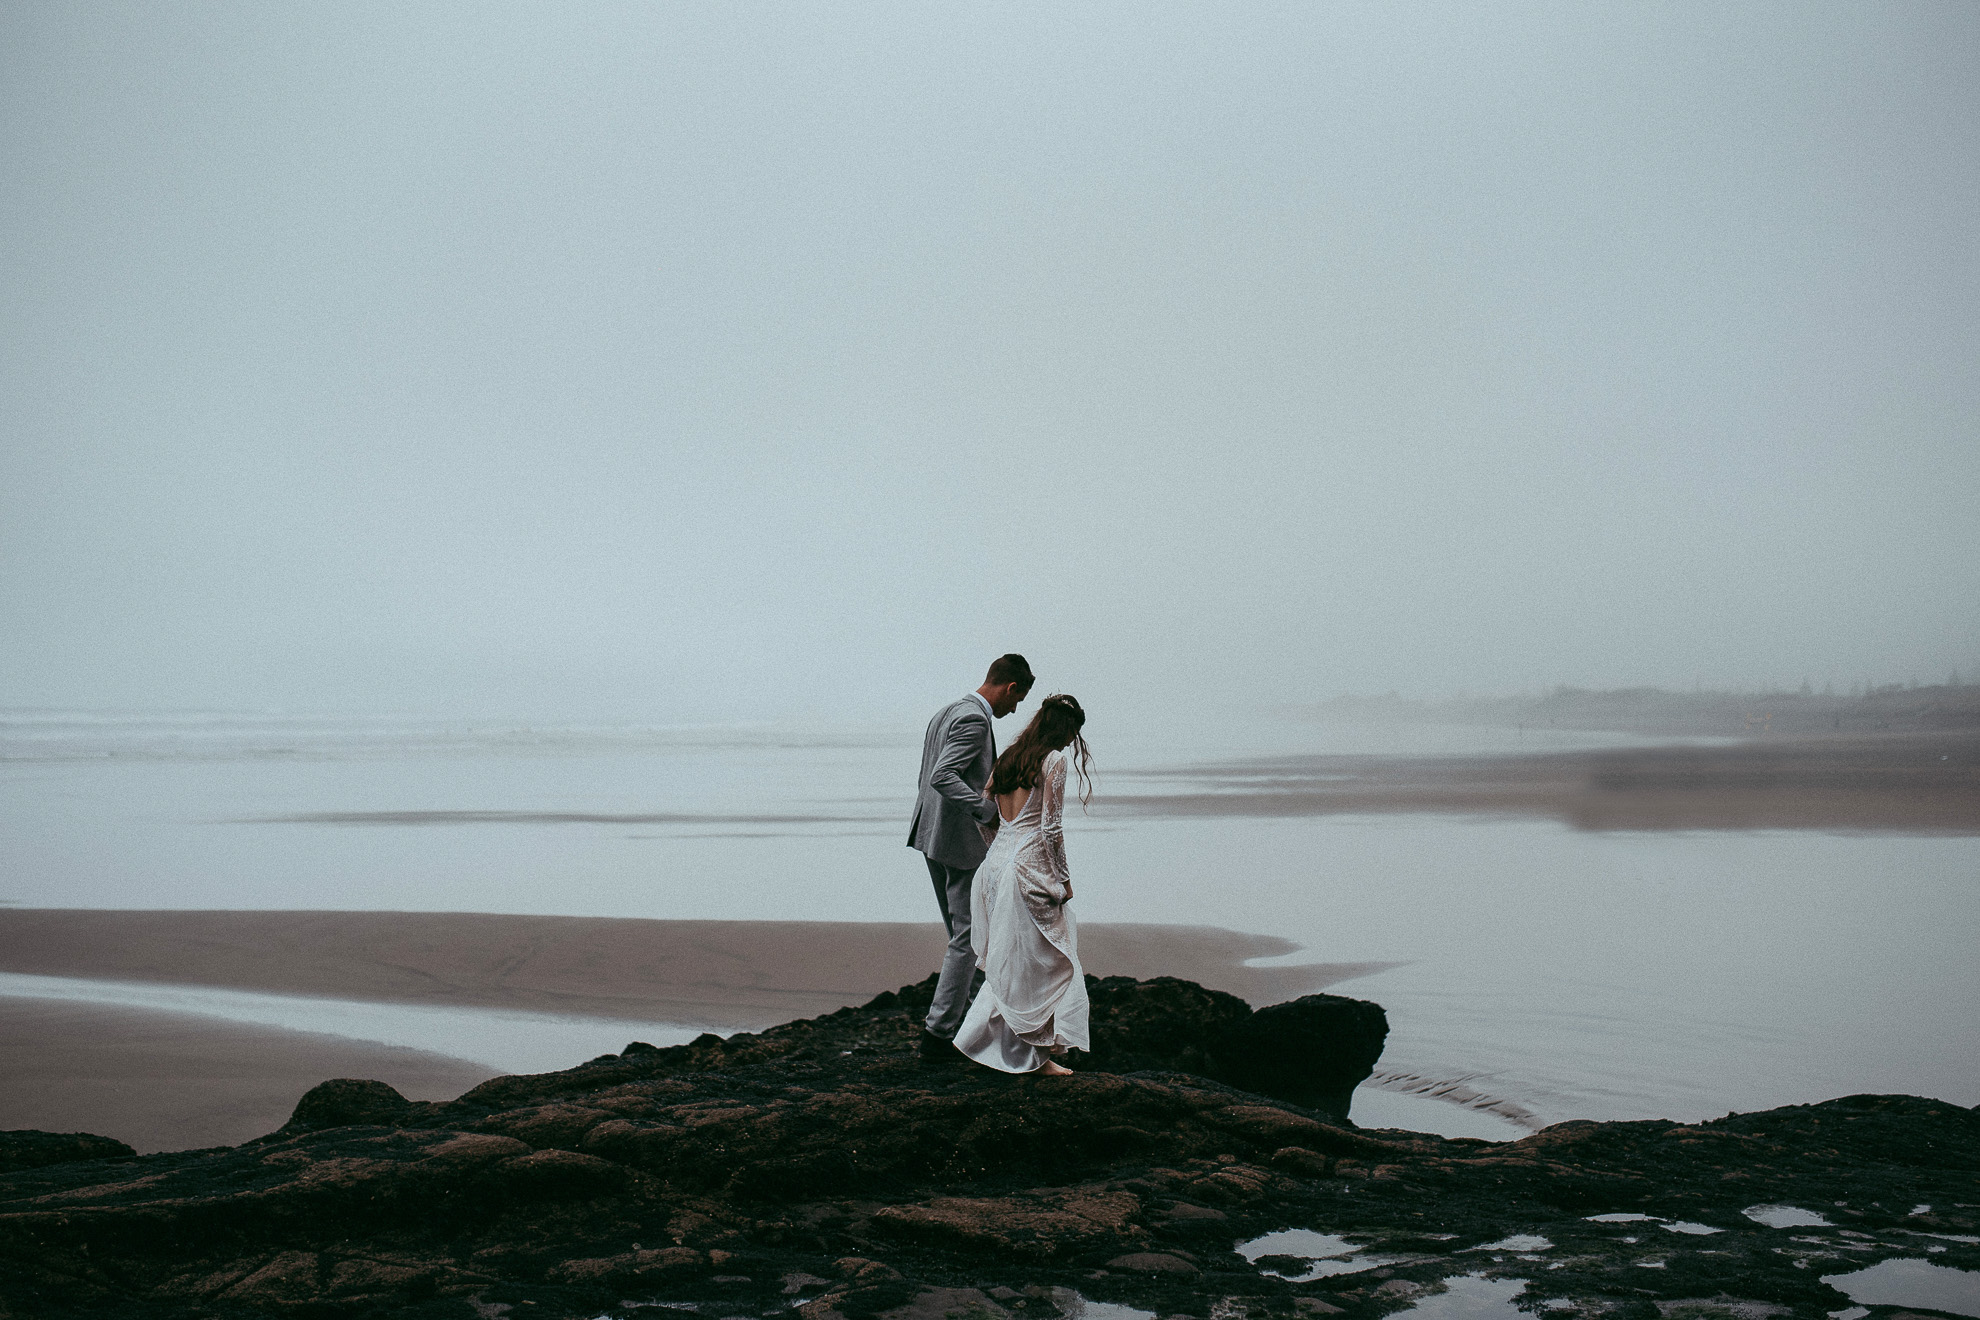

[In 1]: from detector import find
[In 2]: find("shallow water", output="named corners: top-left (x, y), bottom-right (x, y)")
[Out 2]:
top-left (0, 972), bottom-right (697, 1073)
top-left (1347, 1086), bottom-right (1525, 1140)
top-left (4, 710), bottom-right (1976, 1129)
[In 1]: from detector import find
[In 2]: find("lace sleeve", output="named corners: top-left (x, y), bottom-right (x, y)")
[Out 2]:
top-left (1039, 750), bottom-right (1070, 893)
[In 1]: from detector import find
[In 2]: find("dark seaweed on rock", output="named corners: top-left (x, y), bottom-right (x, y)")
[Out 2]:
top-left (1060, 976), bottom-right (1388, 1121)
top-left (0, 1129), bottom-right (135, 1175)
top-left (0, 974), bottom-right (1974, 1320)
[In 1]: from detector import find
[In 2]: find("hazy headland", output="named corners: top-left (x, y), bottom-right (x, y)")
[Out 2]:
top-left (1284, 680), bottom-right (1980, 739)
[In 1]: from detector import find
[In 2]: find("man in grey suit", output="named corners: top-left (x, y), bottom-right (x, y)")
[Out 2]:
top-left (908, 652), bottom-right (1034, 1061)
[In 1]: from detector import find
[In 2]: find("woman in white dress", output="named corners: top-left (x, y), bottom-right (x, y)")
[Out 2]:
top-left (954, 694), bottom-right (1093, 1076)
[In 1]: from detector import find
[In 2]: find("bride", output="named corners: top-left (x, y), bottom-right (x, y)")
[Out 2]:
top-left (954, 693), bottom-right (1092, 1076)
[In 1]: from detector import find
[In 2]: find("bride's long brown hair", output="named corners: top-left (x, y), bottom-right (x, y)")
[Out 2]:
top-left (990, 693), bottom-right (1092, 807)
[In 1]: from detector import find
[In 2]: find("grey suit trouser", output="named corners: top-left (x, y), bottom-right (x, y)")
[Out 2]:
top-left (924, 856), bottom-right (985, 1038)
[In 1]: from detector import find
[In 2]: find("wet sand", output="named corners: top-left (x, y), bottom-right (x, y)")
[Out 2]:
top-left (0, 912), bottom-right (1384, 1153)
top-left (0, 996), bottom-right (497, 1154)
top-left (0, 911), bottom-right (1373, 1022)
top-left (1105, 730), bottom-right (1980, 833)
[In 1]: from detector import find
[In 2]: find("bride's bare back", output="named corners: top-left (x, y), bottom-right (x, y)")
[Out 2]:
top-left (993, 787), bottom-right (1030, 824)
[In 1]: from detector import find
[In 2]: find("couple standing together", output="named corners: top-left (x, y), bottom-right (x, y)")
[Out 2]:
top-left (908, 653), bottom-right (1094, 1075)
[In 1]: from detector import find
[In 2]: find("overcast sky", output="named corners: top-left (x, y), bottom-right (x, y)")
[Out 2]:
top-left (3, 2), bottom-right (1975, 722)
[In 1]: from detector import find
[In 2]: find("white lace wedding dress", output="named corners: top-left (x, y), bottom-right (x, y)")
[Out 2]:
top-left (954, 748), bottom-right (1090, 1072)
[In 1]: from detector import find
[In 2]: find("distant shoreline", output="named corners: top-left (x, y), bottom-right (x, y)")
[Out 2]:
top-left (1282, 680), bottom-right (1980, 740)
top-left (1104, 729), bottom-right (1980, 833)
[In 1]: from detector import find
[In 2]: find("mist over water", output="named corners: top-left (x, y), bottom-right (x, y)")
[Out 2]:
top-left (3, 2), bottom-right (1977, 721)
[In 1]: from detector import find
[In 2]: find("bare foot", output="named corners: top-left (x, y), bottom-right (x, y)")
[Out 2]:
top-left (1037, 1060), bottom-right (1074, 1076)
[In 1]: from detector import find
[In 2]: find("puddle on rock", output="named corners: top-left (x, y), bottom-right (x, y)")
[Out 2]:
top-left (1656, 1300), bottom-right (1789, 1320)
top-left (1470, 1235), bottom-right (1551, 1253)
top-left (1235, 1229), bottom-right (1411, 1281)
top-left (609, 1305), bottom-right (699, 1313)
top-left (1051, 1289), bottom-right (1158, 1320)
top-left (1581, 1214), bottom-right (1722, 1236)
top-left (1390, 1273), bottom-right (1528, 1320)
top-left (1821, 1257), bottom-right (1980, 1319)
top-left (1744, 1204), bottom-right (1832, 1229)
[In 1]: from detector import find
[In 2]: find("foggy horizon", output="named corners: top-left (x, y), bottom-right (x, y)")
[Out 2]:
top-left (1, 673), bottom-right (1972, 728)
top-left (5, 3), bottom-right (1976, 727)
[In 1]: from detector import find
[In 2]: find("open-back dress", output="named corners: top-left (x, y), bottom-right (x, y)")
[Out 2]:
top-left (954, 748), bottom-right (1090, 1072)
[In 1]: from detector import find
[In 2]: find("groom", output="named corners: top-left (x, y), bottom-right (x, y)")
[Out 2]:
top-left (908, 652), bottom-right (1034, 1061)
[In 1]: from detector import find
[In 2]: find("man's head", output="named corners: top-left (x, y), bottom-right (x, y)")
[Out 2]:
top-left (977, 653), bottom-right (1034, 718)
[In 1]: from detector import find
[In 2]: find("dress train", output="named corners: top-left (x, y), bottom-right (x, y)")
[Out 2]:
top-left (954, 749), bottom-right (1088, 1072)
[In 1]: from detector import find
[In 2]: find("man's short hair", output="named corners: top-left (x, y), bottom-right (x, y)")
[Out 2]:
top-left (986, 653), bottom-right (1034, 691)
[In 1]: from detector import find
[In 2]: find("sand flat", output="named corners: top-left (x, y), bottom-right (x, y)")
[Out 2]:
top-left (0, 995), bottom-right (497, 1154)
top-left (0, 913), bottom-right (1380, 1154)
top-left (0, 911), bottom-right (1375, 1027)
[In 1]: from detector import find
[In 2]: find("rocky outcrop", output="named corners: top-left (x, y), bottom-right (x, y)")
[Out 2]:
top-left (1033, 976), bottom-right (1386, 1120)
top-left (0, 974), bottom-right (1973, 1320)
top-left (812, 974), bottom-right (1386, 1131)
top-left (0, 1129), bottom-right (135, 1175)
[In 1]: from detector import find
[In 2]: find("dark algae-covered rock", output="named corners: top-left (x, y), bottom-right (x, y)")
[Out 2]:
top-left (278, 1076), bottom-right (420, 1133)
top-left (0, 976), bottom-right (1973, 1320)
top-left (1076, 977), bottom-right (1388, 1121)
top-left (1219, 993), bottom-right (1389, 1118)
top-left (0, 1129), bottom-right (136, 1174)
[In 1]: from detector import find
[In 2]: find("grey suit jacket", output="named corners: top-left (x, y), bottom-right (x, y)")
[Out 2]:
top-left (908, 696), bottom-right (1000, 869)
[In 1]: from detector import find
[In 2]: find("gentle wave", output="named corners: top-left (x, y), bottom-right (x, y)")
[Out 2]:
top-left (1364, 1067), bottom-right (1547, 1131)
